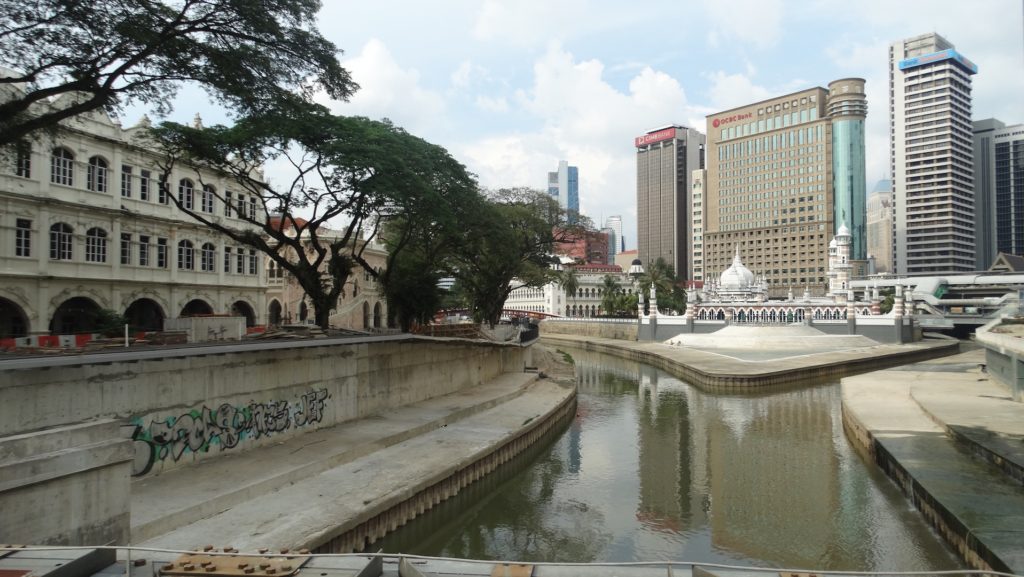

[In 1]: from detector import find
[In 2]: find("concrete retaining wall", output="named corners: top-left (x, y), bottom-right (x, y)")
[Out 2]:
top-left (541, 320), bottom-right (638, 341)
top-left (1, 337), bottom-right (528, 477)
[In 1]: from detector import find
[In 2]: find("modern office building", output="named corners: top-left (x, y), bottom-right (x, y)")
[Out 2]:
top-left (548, 160), bottom-right (579, 222)
top-left (974, 119), bottom-right (1024, 268)
top-left (690, 169), bottom-right (707, 282)
top-left (889, 33), bottom-right (977, 274)
top-left (605, 215), bottom-right (624, 252)
top-left (828, 79), bottom-right (868, 260)
top-left (704, 81), bottom-right (866, 297)
top-left (866, 179), bottom-right (894, 274)
top-left (635, 125), bottom-right (705, 279)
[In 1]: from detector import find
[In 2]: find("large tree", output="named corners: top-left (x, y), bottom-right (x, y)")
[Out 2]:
top-left (149, 112), bottom-right (477, 329)
top-left (639, 257), bottom-right (686, 315)
top-left (454, 188), bottom-right (581, 327)
top-left (0, 0), bottom-right (354, 147)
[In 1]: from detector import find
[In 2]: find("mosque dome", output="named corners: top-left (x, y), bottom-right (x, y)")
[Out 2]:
top-left (837, 223), bottom-right (851, 237)
top-left (719, 248), bottom-right (755, 290)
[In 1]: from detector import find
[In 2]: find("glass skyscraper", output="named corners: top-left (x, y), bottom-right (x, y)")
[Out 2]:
top-left (828, 79), bottom-right (868, 260)
top-left (547, 160), bottom-right (579, 222)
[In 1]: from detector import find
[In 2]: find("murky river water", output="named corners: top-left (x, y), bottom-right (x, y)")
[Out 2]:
top-left (375, 348), bottom-right (963, 570)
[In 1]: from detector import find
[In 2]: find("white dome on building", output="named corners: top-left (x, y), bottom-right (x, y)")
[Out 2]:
top-left (837, 222), bottom-right (851, 237)
top-left (719, 248), bottom-right (756, 290)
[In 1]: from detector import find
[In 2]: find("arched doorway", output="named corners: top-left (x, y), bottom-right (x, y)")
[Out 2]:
top-left (231, 300), bottom-right (256, 327)
top-left (0, 298), bottom-right (29, 338)
top-left (50, 297), bottom-right (101, 334)
top-left (125, 298), bottom-right (165, 332)
top-left (373, 302), bottom-right (382, 328)
top-left (180, 299), bottom-right (213, 317)
top-left (362, 302), bottom-right (370, 330)
top-left (268, 300), bottom-right (282, 326)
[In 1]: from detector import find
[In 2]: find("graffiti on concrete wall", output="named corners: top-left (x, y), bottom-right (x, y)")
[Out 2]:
top-left (130, 388), bottom-right (330, 476)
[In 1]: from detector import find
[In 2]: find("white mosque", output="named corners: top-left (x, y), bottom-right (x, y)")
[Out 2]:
top-left (684, 225), bottom-right (888, 323)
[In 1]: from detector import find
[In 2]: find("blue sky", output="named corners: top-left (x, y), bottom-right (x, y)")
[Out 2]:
top-left (144, 0), bottom-right (1024, 252)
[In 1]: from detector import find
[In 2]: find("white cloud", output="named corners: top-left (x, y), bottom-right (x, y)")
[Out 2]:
top-left (458, 44), bottom-right (707, 248)
top-left (475, 95), bottom-right (509, 113)
top-left (321, 39), bottom-right (445, 134)
top-left (703, 0), bottom-right (783, 50)
top-left (704, 71), bottom-right (773, 111)
top-left (472, 0), bottom-right (588, 46)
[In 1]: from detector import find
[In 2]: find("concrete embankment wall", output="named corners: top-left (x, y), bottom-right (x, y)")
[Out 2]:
top-left (0, 337), bottom-right (530, 547)
top-left (541, 320), bottom-right (638, 341)
top-left (541, 334), bottom-right (959, 389)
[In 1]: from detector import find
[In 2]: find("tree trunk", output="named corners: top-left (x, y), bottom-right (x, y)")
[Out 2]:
top-left (313, 298), bottom-right (332, 331)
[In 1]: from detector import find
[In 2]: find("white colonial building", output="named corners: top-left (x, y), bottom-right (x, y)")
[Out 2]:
top-left (0, 97), bottom-right (265, 342)
top-left (503, 262), bottom-right (639, 318)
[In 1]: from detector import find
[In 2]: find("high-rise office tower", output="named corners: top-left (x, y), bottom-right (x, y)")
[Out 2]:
top-left (828, 79), bottom-right (868, 259)
top-left (635, 125), bottom-right (705, 279)
top-left (547, 160), bottom-right (579, 222)
top-left (889, 33), bottom-right (977, 274)
top-left (605, 215), bottom-right (624, 252)
top-left (704, 81), bottom-right (866, 297)
top-left (866, 179), bottom-right (894, 274)
top-left (974, 119), bottom-right (1024, 267)
top-left (691, 169), bottom-right (707, 282)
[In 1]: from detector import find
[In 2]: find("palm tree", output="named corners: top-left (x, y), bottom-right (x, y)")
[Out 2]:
top-left (640, 257), bottom-right (686, 314)
top-left (600, 274), bottom-right (621, 316)
top-left (559, 267), bottom-right (580, 314)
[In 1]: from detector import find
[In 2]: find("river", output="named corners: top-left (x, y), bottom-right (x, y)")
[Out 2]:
top-left (374, 347), bottom-right (963, 570)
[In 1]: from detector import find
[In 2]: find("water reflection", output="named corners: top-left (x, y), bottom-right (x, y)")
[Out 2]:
top-left (375, 348), bottom-right (962, 570)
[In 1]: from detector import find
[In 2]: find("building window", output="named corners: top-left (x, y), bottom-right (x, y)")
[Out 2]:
top-left (235, 248), bottom-right (244, 274)
top-left (15, 219), bottom-right (31, 257)
top-left (14, 141), bottom-right (31, 177)
top-left (224, 247), bottom-right (232, 273)
top-left (248, 249), bottom-right (257, 275)
top-left (157, 238), bottom-right (168, 268)
top-left (200, 242), bottom-right (216, 272)
top-left (50, 147), bottom-right (74, 186)
top-left (248, 196), bottom-right (257, 219)
top-left (179, 179), bottom-right (194, 210)
top-left (236, 195), bottom-right (246, 219)
top-left (139, 235), bottom-right (150, 266)
top-left (224, 191), bottom-right (233, 216)
top-left (139, 169), bottom-right (151, 201)
top-left (121, 165), bottom-right (133, 198)
top-left (177, 240), bottom-right (194, 270)
top-left (120, 233), bottom-right (131, 264)
top-left (85, 227), bottom-right (107, 262)
top-left (49, 222), bottom-right (73, 260)
top-left (202, 184), bottom-right (215, 213)
top-left (87, 156), bottom-right (108, 192)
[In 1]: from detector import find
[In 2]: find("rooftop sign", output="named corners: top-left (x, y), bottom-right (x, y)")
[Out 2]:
top-left (635, 127), bottom-right (676, 147)
top-left (899, 49), bottom-right (978, 74)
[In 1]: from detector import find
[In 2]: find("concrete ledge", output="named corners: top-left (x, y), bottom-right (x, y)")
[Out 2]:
top-left (540, 334), bottom-right (958, 389)
top-left (842, 353), bottom-right (1024, 574)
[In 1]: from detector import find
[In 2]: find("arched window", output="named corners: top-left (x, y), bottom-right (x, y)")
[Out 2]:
top-left (51, 147), bottom-right (74, 186)
top-left (87, 156), bottom-right (108, 192)
top-left (201, 184), bottom-right (215, 213)
top-left (200, 242), bottom-right (216, 272)
top-left (177, 240), bottom-right (194, 270)
top-left (49, 223), bottom-right (73, 260)
top-left (179, 179), bottom-right (194, 210)
top-left (85, 227), bottom-right (107, 262)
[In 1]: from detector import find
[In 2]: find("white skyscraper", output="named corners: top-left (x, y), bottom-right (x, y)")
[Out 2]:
top-left (889, 33), bottom-right (977, 274)
top-left (605, 215), bottom-right (624, 252)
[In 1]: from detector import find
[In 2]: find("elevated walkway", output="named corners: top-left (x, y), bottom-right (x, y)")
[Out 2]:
top-left (842, 348), bottom-right (1024, 573)
top-left (131, 371), bottom-right (576, 552)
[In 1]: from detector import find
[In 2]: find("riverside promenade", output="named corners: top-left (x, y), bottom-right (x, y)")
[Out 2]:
top-left (842, 347), bottom-right (1024, 574)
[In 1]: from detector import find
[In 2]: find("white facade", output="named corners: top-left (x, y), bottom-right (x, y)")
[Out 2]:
top-left (504, 265), bottom-right (638, 318)
top-left (889, 33), bottom-right (977, 274)
top-left (605, 215), bottom-right (624, 252)
top-left (0, 101), bottom-right (265, 339)
top-left (690, 169), bottom-right (706, 282)
top-left (866, 180), bottom-right (894, 274)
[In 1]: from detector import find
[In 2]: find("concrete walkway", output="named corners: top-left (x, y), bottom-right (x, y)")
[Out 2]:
top-left (841, 348), bottom-right (1024, 574)
top-left (541, 333), bottom-right (958, 388)
top-left (132, 372), bottom-right (575, 551)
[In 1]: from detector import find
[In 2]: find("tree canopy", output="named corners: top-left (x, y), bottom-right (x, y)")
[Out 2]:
top-left (0, 0), bottom-right (355, 147)
top-left (453, 188), bottom-right (581, 327)
top-left (148, 112), bottom-right (478, 329)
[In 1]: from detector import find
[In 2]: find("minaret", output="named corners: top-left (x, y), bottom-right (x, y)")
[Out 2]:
top-left (829, 223), bottom-right (853, 303)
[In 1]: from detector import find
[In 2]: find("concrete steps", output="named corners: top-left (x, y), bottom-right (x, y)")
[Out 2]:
top-left (841, 350), bottom-right (1024, 573)
top-left (130, 372), bottom-right (538, 543)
